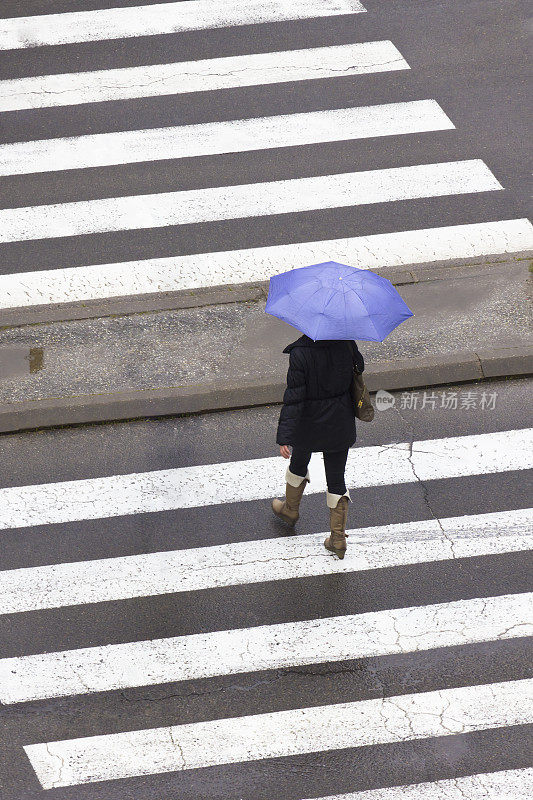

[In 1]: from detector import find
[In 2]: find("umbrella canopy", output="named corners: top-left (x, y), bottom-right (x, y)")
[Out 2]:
top-left (265, 260), bottom-right (414, 342)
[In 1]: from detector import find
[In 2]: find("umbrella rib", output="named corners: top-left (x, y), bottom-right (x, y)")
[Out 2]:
top-left (343, 287), bottom-right (348, 341)
top-left (316, 284), bottom-right (340, 339)
top-left (293, 282), bottom-right (324, 326)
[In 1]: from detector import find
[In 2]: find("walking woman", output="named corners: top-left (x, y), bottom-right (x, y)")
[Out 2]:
top-left (271, 332), bottom-right (364, 559)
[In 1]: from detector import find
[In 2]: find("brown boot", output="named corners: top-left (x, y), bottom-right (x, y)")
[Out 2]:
top-left (272, 467), bottom-right (310, 526)
top-left (324, 490), bottom-right (351, 558)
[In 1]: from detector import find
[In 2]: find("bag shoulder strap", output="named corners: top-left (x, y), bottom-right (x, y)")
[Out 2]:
top-left (348, 340), bottom-right (361, 374)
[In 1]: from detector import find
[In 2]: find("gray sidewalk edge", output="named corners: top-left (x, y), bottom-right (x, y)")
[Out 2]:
top-left (1, 344), bottom-right (531, 434)
top-left (2, 251), bottom-right (531, 329)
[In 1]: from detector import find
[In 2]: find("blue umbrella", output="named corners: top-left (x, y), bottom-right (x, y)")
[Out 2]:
top-left (265, 260), bottom-right (414, 342)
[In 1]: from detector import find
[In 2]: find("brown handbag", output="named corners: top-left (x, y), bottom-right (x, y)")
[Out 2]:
top-left (349, 343), bottom-right (374, 422)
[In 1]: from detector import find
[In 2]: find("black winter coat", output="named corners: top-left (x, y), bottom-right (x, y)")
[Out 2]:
top-left (276, 335), bottom-right (365, 453)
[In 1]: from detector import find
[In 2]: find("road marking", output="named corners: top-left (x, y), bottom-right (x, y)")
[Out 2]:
top-left (0, 41), bottom-right (404, 113)
top-left (1, 429), bottom-right (531, 530)
top-left (0, 99), bottom-right (449, 176)
top-left (1, 219), bottom-right (531, 310)
top-left (301, 768), bottom-right (533, 799)
top-left (0, 161), bottom-right (502, 243)
top-left (1, 593), bottom-right (530, 703)
top-left (24, 679), bottom-right (533, 787)
top-left (0, 0), bottom-right (366, 50)
top-left (1, 508), bottom-right (531, 614)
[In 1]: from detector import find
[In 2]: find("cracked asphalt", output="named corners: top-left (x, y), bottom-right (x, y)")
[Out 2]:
top-left (0, 375), bottom-right (531, 798)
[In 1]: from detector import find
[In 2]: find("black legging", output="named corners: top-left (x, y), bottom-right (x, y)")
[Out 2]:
top-left (289, 447), bottom-right (349, 495)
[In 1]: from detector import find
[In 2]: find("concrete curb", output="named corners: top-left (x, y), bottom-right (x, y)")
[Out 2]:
top-left (0, 344), bottom-right (530, 434)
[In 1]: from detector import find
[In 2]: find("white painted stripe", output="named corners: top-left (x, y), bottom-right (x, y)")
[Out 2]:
top-left (1, 508), bottom-right (531, 614)
top-left (24, 679), bottom-right (533, 788)
top-left (0, 0), bottom-right (366, 50)
top-left (1, 429), bottom-right (531, 530)
top-left (0, 41), bottom-right (404, 113)
top-left (1, 593), bottom-right (530, 703)
top-left (302, 768), bottom-right (533, 799)
top-left (0, 161), bottom-right (502, 243)
top-left (1, 219), bottom-right (532, 310)
top-left (0, 99), bottom-right (448, 177)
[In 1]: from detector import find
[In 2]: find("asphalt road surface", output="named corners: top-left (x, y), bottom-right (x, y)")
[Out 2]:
top-left (0, 0), bottom-right (531, 315)
top-left (0, 375), bottom-right (532, 798)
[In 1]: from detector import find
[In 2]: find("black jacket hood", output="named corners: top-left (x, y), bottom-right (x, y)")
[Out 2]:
top-left (282, 334), bottom-right (348, 353)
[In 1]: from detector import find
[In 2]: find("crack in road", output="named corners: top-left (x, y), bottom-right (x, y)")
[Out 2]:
top-left (5, 58), bottom-right (407, 100)
top-left (118, 662), bottom-right (369, 704)
top-left (169, 726), bottom-right (186, 770)
top-left (45, 742), bottom-right (65, 789)
top-left (403, 422), bottom-right (458, 559)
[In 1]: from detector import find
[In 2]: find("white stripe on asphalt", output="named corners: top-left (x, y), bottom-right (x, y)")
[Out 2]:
top-left (1, 593), bottom-right (530, 703)
top-left (0, 41), bottom-right (405, 113)
top-left (301, 768), bottom-right (533, 800)
top-left (0, 161), bottom-right (502, 243)
top-left (0, 99), bottom-right (447, 177)
top-left (0, 0), bottom-right (366, 50)
top-left (1, 429), bottom-right (531, 530)
top-left (1, 219), bottom-right (531, 310)
top-left (24, 679), bottom-right (533, 788)
top-left (1, 508), bottom-right (531, 614)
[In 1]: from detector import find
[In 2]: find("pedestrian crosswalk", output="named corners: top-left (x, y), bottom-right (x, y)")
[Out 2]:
top-left (1, 219), bottom-right (531, 311)
top-left (0, 41), bottom-right (408, 112)
top-left (2, 427), bottom-right (531, 528)
top-left (2, 508), bottom-right (530, 613)
top-left (305, 769), bottom-right (533, 799)
top-left (0, 0), bottom-right (366, 50)
top-left (1, 2), bottom-right (532, 794)
top-left (0, 161), bottom-right (504, 243)
top-left (2, 593), bottom-right (530, 703)
top-left (1, 100), bottom-right (448, 175)
top-left (22, 680), bottom-right (533, 788)
top-left (1, 0), bottom-right (532, 316)
top-left (1, 421), bottom-right (532, 795)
